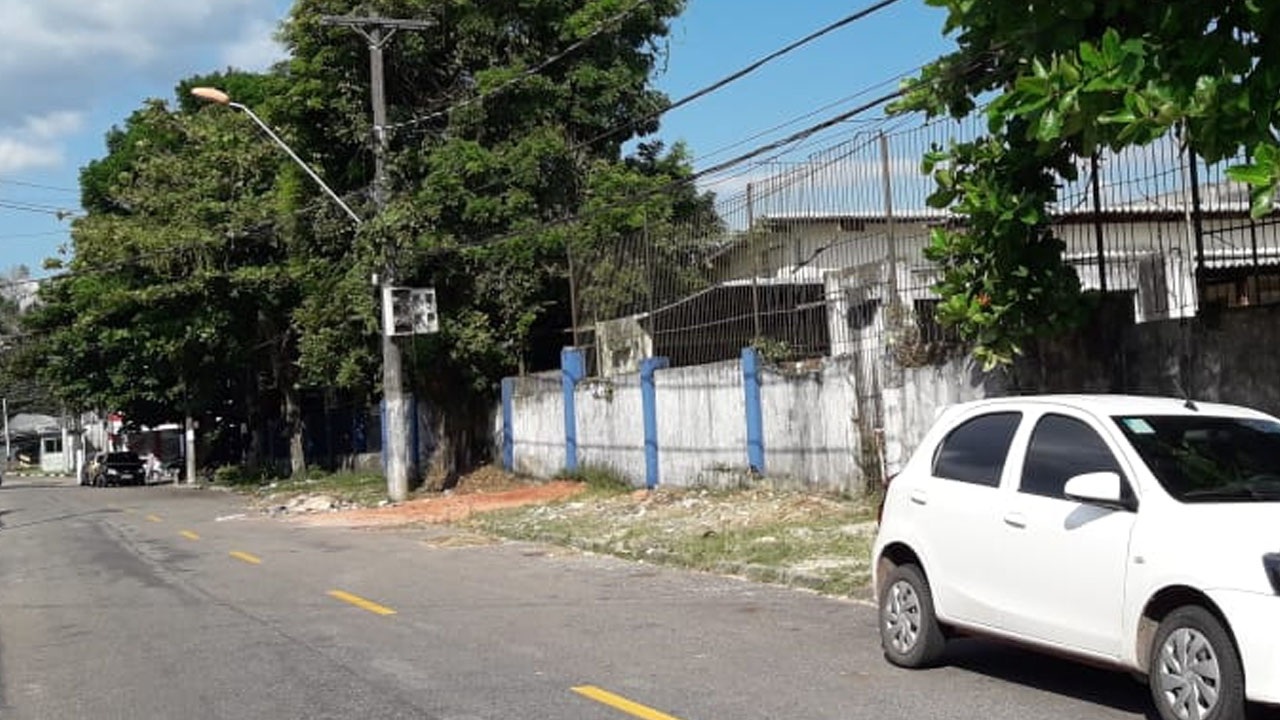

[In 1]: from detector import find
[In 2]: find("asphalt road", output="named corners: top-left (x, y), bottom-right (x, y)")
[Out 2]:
top-left (1, 475), bottom-right (1274, 720)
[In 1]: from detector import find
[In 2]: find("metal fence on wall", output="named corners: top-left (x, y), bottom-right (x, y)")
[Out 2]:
top-left (570, 113), bottom-right (1280, 377)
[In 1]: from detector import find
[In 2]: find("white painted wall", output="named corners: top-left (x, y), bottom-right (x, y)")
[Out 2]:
top-left (509, 371), bottom-right (566, 478)
top-left (759, 357), bottom-right (862, 493)
top-left (506, 356), bottom-right (870, 492)
top-left (654, 360), bottom-right (747, 487)
top-left (575, 374), bottom-right (645, 485)
top-left (881, 356), bottom-right (1005, 477)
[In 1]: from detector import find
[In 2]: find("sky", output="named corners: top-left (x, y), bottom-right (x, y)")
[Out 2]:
top-left (0, 0), bottom-right (956, 278)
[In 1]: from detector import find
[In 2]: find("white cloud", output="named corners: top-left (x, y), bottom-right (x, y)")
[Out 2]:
top-left (222, 18), bottom-right (287, 71)
top-left (26, 111), bottom-right (85, 141)
top-left (0, 0), bottom-right (285, 169)
top-left (0, 137), bottom-right (62, 174)
top-left (0, 111), bottom-right (85, 173)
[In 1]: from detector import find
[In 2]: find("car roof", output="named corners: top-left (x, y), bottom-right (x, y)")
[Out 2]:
top-left (945, 394), bottom-right (1276, 421)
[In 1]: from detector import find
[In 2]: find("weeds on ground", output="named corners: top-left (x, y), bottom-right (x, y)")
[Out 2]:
top-left (215, 465), bottom-right (389, 507)
top-left (466, 487), bottom-right (877, 597)
top-left (553, 464), bottom-right (633, 495)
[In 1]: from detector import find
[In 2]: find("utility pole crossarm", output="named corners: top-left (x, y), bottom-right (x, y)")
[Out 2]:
top-left (320, 15), bottom-right (433, 30)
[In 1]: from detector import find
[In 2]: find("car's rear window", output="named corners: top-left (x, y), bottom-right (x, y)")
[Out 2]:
top-left (933, 412), bottom-right (1022, 487)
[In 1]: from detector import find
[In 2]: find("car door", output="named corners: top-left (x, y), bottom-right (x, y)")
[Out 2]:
top-left (918, 410), bottom-right (1025, 629)
top-left (993, 409), bottom-right (1139, 658)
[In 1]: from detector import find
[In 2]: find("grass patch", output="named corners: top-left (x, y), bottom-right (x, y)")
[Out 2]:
top-left (464, 488), bottom-right (876, 597)
top-left (220, 467), bottom-right (390, 507)
top-left (553, 464), bottom-right (633, 495)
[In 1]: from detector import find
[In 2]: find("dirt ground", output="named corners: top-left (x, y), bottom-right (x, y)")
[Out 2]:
top-left (291, 474), bottom-right (585, 528)
top-left (274, 465), bottom-right (876, 596)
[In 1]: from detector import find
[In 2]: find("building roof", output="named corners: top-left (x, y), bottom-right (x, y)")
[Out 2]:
top-left (6, 413), bottom-right (61, 438)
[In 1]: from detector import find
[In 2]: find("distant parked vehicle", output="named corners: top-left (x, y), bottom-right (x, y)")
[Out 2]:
top-left (88, 452), bottom-right (145, 487)
top-left (874, 395), bottom-right (1280, 720)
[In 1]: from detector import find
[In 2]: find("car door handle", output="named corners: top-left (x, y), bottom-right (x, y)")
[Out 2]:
top-left (1004, 512), bottom-right (1027, 529)
top-left (910, 490), bottom-right (928, 506)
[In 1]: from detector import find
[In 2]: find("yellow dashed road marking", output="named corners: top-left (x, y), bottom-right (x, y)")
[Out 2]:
top-left (179, 530), bottom-right (200, 540)
top-left (327, 590), bottom-right (396, 616)
top-left (145, 514), bottom-right (162, 523)
top-left (229, 551), bottom-right (262, 565)
top-left (571, 686), bottom-right (686, 720)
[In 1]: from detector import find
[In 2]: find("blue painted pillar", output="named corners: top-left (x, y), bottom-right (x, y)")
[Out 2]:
top-left (561, 348), bottom-right (587, 471)
top-left (501, 378), bottom-right (515, 472)
top-left (640, 357), bottom-right (670, 490)
top-left (741, 347), bottom-right (765, 474)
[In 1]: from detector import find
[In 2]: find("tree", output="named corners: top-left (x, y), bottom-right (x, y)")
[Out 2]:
top-left (27, 0), bottom-right (713, 487)
top-left (278, 0), bottom-right (703, 481)
top-left (25, 79), bottom-right (339, 474)
top-left (897, 0), bottom-right (1280, 367)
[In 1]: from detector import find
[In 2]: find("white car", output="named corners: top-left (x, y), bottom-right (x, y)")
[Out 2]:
top-left (873, 395), bottom-right (1280, 720)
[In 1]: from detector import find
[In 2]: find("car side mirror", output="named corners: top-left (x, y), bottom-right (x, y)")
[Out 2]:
top-left (1064, 472), bottom-right (1136, 512)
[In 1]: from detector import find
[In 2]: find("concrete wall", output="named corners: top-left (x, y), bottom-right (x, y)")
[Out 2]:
top-left (882, 357), bottom-right (1006, 475)
top-left (654, 360), bottom-right (748, 487)
top-left (508, 371), bottom-right (566, 478)
top-left (502, 302), bottom-right (1280, 495)
top-left (575, 374), bottom-right (645, 484)
top-left (759, 357), bottom-right (862, 493)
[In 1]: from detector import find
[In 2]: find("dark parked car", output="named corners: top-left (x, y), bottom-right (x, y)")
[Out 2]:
top-left (88, 452), bottom-right (145, 487)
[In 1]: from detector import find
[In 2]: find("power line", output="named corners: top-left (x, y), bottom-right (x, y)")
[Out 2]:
top-left (385, 0), bottom-right (660, 133)
top-left (0, 199), bottom-right (82, 220)
top-left (0, 230), bottom-right (72, 240)
top-left (436, 88), bottom-right (906, 255)
top-left (576, 0), bottom-right (907, 152)
top-left (687, 64), bottom-right (923, 166)
top-left (0, 178), bottom-right (79, 194)
top-left (0, 195), bottom-right (339, 292)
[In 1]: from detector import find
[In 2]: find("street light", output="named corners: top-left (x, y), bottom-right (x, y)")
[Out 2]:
top-left (189, 87), bottom-right (363, 226)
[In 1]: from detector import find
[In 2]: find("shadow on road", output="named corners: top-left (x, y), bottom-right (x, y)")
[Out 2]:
top-left (945, 638), bottom-right (1157, 719)
top-left (945, 638), bottom-right (1280, 720)
top-left (0, 508), bottom-right (120, 532)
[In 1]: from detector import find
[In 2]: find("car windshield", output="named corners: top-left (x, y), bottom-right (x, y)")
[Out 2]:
top-left (107, 452), bottom-right (141, 463)
top-left (1114, 415), bottom-right (1280, 503)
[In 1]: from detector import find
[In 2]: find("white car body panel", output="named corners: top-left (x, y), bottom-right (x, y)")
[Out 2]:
top-left (872, 395), bottom-right (1280, 704)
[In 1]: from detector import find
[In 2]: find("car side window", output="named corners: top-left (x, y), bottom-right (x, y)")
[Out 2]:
top-left (932, 412), bottom-right (1022, 487)
top-left (1020, 414), bottom-right (1122, 500)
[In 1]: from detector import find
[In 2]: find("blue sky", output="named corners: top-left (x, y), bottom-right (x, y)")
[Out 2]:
top-left (0, 0), bottom-right (955, 277)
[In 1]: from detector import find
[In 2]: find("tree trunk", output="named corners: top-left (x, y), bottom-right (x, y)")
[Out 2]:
top-left (423, 393), bottom-right (492, 490)
top-left (284, 383), bottom-right (305, 478)
top-left (243, 380), bottom-right (264, 471)
top-left (185, 414), bottom-right (197, 485)
top-left (270, 339), bottom-right (305, 479)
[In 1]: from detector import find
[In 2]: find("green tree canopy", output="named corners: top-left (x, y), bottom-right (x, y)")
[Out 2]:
top-left (897, 0), bottom-right (1280, 367)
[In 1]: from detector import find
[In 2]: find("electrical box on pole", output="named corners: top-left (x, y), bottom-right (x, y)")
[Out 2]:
top-left (382, 287), bottom-right (439, 336)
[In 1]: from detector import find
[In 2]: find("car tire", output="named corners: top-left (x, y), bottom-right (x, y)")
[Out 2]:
top-left (1149, 606), bottom-right (1245, 720)
top-left (879, 563), bottom-right (947, 668)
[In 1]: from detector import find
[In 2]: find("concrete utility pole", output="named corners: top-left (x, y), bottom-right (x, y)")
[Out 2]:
top-left (321, 14), bottom-right (431, 502)
top-left (2, 397), bottom-right (9, 464)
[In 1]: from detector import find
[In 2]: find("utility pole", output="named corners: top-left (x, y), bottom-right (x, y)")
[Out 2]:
top-left (321, 13), bottom-right (431, 502)
top-left (879, 132), bottom-right (900, 325)
top-left (2, 396), bottom-right (9, 465)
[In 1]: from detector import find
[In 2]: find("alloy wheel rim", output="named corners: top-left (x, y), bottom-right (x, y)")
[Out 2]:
top-left (884, 580), bottom-right (921, 655)
top-left (1157, 627), bottom-right (1221, 720)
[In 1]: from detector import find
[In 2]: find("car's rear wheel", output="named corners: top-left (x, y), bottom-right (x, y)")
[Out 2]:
top-left (879, 563), bottom-right (946, 668)
top-left (1149, 606), bottom-right (1245, 720)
